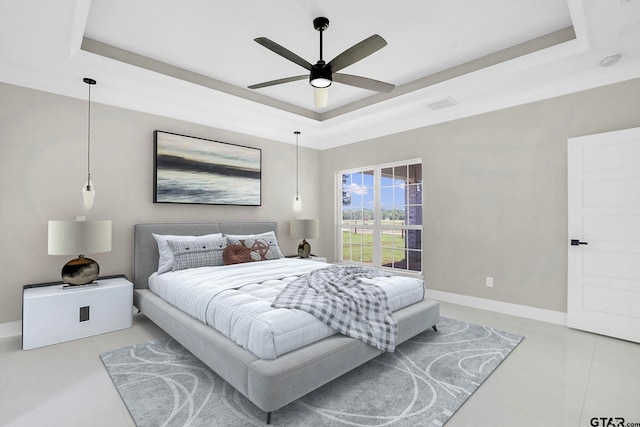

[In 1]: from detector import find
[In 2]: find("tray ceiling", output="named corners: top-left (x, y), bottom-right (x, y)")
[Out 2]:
top-left (1, 0), bottom-right (639, 148)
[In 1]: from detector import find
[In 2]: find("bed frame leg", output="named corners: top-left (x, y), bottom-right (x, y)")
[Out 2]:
top-left (266, 412), bottom-right (272, 424)
top-left (432, 325), bottom-right (438, 332)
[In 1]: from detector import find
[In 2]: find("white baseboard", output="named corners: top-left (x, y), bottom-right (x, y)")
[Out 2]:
top-left (425, 289), bottom-right (567, 325)
top-left (0, 320), bottom-right (22, 339)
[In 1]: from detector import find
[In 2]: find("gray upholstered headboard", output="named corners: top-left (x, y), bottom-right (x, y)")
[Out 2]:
top-left (133, 222), bottom-right (279, 289)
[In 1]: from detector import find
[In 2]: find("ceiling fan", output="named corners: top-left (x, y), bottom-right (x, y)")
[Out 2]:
top-left (248, 17), bottom-right (395, 108)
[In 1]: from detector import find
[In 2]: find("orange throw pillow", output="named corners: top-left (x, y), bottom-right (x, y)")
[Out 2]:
top-left (223, 244), bottom-right (253, 265)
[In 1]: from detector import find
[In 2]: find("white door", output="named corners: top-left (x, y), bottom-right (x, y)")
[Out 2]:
top-left (567, 127), bottom-right (640, 343)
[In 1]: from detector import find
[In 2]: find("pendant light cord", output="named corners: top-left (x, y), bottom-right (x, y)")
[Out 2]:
top-left (295, 131), bottom-right (300, 198)
top-left (87, 82), bottom-right (91, 183)
top-left (83, 77), bottom-right (96, 189)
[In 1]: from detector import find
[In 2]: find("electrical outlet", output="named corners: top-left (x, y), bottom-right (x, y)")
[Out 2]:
top-left (486, 276), bottom-right (494, 287)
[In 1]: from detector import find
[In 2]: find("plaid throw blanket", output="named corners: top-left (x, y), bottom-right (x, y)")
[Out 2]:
top-left (271, 265), bottom-right (398, 352)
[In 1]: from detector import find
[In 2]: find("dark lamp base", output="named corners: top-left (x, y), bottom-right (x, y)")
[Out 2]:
top-left (62, 256), bottom-right (100, 285)
top-left (298, 239), bottom-right (311, 258)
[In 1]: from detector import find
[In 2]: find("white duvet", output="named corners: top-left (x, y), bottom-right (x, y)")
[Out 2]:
top-left (149, 258), bottom-right (425, 359)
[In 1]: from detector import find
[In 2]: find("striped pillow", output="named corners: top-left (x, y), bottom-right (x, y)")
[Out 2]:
top-left (167, 237), bottom-right (227, 271)
top-left (153, 233), bottom-right (223, 273)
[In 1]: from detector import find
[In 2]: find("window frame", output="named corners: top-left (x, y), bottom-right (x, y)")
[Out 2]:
top-left (336, 158), bottom-right (423, 275)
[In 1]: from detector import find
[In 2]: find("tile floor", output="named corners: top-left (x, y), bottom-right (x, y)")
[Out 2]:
top-left (0, 302), bottom-right (638, 427)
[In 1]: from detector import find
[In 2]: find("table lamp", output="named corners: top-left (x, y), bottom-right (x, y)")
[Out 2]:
top-left (290, 219), bottom-right (319, 258)
top-left (48, 220), bottom-right (112, 286)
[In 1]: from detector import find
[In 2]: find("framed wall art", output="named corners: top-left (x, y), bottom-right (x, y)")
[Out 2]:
top-left (154, 131), bottom-right (262, 206)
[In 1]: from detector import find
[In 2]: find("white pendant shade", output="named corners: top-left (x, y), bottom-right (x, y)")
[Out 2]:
top-left (82, 178), bottom-right (95, 211)
top-left (293, 195), bottom-right (302, 212)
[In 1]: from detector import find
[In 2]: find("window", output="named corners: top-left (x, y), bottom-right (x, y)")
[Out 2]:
top-left (338, 159), bottom-right (422, 273)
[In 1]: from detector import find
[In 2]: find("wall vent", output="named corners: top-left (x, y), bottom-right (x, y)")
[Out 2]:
top-left (425, 97), bottom-right (458, 111)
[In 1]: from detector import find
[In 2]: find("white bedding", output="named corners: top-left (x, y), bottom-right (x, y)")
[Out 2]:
top-left (149, 258), bottom-right (425, 359)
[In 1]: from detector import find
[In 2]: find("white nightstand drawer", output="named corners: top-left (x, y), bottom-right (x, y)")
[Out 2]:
top-left (22, 276), bottom-right (133, 350)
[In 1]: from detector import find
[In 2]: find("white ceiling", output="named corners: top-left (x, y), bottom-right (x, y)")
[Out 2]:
top-left (1, 0), bottom-right (639, 149)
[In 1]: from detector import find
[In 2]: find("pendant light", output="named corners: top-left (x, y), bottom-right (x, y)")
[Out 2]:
top-left (82, 77), bottom-right (96, 211)
top-left (293, 131), bottom-right (302, 212)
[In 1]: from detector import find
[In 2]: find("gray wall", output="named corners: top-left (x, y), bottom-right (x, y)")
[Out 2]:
top-left (2, 78), bottom-right (640, 323)
top-left (0, 82), bottom-right (320, 323)
top-left (320, 78), bottom-right (640, 313)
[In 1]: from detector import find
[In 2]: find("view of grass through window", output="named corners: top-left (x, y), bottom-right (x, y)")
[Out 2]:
top-left (342, 227), bottom-right (409, 265)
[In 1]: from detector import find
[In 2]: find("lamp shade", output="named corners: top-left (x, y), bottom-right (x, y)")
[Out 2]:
top-left (290, 219), bottom-right (319, 240)
top-left (48, 220), bottom-right (112, 256)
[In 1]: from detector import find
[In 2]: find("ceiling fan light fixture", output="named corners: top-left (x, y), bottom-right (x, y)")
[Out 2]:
top-left (309, 62), bottom-right (332, 88)
top-left (310, 77), bottom-right (332, 88)
top-left (309, 77), bottom-right (331, 89)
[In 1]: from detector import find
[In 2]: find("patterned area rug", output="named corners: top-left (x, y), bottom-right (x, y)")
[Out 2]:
top-left (100, 317), bottom-right (523, 426)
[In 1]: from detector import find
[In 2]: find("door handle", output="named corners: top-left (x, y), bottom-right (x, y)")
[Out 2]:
top-left (570, 239), bottom-right (588, 246)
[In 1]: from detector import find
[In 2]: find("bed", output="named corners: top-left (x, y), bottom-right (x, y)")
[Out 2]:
top-left (133, 222), bottom-right (440, 424)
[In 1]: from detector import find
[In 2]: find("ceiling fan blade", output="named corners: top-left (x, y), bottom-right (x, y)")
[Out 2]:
top-left (333, 73), bottom-right (395, 93)
top-left (254, 37), bottom-right (313, 71)
top-left (248, 75), bottom-right (308, 89)
top-left (328, 34), bottom-right (387, 73)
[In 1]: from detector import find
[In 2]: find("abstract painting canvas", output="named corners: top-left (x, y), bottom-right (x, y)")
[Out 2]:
top-left (154, 131), bottom-right (261, 206)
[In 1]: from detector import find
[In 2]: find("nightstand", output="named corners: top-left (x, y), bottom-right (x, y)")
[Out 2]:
top-left (22, 275), bottom-right (133, 350)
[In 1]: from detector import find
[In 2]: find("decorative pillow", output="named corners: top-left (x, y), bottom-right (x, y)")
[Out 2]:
top-left (224, 231), bottom-right (284, 259)
top-left (153, 233), bottom-right (223, 273)
top-left (167, 237), bottom-right (227, 271)
top-left (243, 238), bottom-right (277, 261)
top-left (223, 244), bottom-right (253, 265)
top-left (222, 238), bottom-right (277, 265)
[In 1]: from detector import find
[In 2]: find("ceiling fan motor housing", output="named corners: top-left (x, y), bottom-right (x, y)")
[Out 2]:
top-left (310, 60), bottom-right (332, 88)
